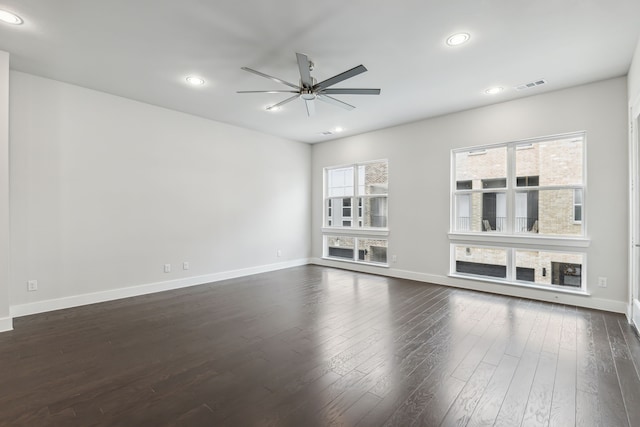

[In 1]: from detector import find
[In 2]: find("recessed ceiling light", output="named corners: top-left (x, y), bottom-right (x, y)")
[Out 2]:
top-left (0, 9), bottom-right (23, 25)
top-left (185, 76), bottom-right (205, 86)
top-left (485, 86), bottom-right (503, 95)
top-left (266, 106), bottom-right (280, 112)
top-left (446, 33), bottom-right (470, 46)
top-left (334, 127), bottom-right (344, 133)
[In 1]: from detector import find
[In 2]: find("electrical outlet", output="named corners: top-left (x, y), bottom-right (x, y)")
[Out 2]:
top-left (598, 277), bottom-right (608, 288)
top-left (27, 280), bottom-right (38, 292)
top-left (277, 249), bottom-right (282, 257)
top-left (392, 255), bottom-right (397, 263)
top-left (183, 261), bottom-right (189, 270)
top-left (164, 264), bottom-right (171, 273)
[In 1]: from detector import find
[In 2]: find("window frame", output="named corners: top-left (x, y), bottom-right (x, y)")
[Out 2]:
top-left (449, 132), bottom-right (589, 293)
top-left (322, 160), bottom-right (389, 266)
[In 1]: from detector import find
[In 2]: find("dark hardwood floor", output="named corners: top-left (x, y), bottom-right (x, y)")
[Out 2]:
top-left (1, 265), bottom-right (640, 426)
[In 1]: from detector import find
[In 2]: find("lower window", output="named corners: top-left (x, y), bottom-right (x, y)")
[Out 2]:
top-left (453, 245), bottom-right (585, 290)
top-left (325, 235), bottom-right (388, 265)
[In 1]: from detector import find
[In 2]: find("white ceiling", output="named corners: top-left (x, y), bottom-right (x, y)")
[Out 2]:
top-left (1, 0), bottom-right (639, 143)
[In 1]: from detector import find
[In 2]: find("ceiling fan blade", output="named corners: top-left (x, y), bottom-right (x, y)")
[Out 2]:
top-left (266, 94), bottom-right (299, 111)
top-left (320, 88), bottom-right (381, 95)
top-left (313, 65), bottom-right (368, 91)
top-left (296, 53), bottom-right (313, 88)
top-left (304, 98), bottom-right (316, 116)
top-left (241, 67), bottom-right (300, 90)
top-left (237, 90), bottom-right (299, 94)
top-left (317, 94), bottom-right (355, 111)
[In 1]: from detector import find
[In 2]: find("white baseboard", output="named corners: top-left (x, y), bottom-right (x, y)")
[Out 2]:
top-left (310, 258), bottom-right (628, 314)
top-left (0, 316), bottom-right (13, 332)
top-left (10, 258), bottom-right (311, 318)
top-left (633, 299), bottom-right (640, 329)
top-left (8, 257), bottom-right (629, 321)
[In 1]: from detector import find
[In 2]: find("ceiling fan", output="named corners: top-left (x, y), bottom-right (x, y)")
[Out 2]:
top-left (237, 52), bottom-right (380, 116)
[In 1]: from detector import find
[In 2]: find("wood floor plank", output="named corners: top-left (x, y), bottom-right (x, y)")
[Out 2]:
top-left (604, 314), bottom-right (640, 427)
top-left (591, 311), bottom-right (630, 427)
top-left (439, 362), bottom-right (496, 427)
top-left (493, 350), bottom-right (540, 427)
top-left (521, 350), bottom-right (558, 427)
top-left (466, 354), bottom-right (520, 427)
top-left (549, 347), bottom-right (577, 427)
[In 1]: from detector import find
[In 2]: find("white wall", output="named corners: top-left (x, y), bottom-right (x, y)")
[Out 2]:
top-left (9, 71), bottom-right (310, 314)
top-left (628, 37), bottom-right (640, 103)
top-left (0, 52), bottom-right (10, 331)
top-left (312, 77), bottom-right (629, 312)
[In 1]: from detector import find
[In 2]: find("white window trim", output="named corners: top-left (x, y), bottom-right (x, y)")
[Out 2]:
top-left (449, 131), bottom-right (589, 292)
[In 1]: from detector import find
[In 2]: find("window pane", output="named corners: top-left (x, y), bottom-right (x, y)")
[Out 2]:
top-left (359, 196), bottom-right (387, 228)
top-left (326, 236), bottom-right (355, 260)
top-left (326, 197), bottom-right (353, 227)
top-left (515, 250), bottom-right (584, 288)
top-left (455, 146), bottom-right (507, 189)
top-left (454, 246), bottom-right (507, 278)
top-left (328, 167), bottom-right (354, 197)
top-left (516, 189), bottom-right (582, 236)
top-left (481, 192), bottom-right (507, 232)
top-left (454, 192), bottom-right (506, 232)
top-left (359, 161), bottom-right (388, 195)
top-left (456, 180), bottom-right (472, 190)
top-left (574, 189), bottom-right (583, 204)
top-left (515, 136), bottom-right (584, 186)
top-left (482, 178), bottom-right (507, 189)
top-left (516, 175), bottom-right (539, 187)
top-left (455, 194), bottom-right (472, 231)
top-left (574, 189), bottom-right (583, 222)
top-left (358, 239), bottom-right (388, 264)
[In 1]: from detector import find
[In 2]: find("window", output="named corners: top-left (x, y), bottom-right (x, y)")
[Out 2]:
top-left (573, 189), bottom-right (583, 222)
top-left (450, 133), bottom-right (587, 291)
top-left (324, 161), bottom-right (389, 265)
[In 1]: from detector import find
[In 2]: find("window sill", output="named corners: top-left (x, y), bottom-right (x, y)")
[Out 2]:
top-left (322, 227), bottom-right (389, 237)
top-left (449, 273), bottom-right (591, 296)
top-left (448, 232), bottom-right (590, 248)
top-left (321, 256), bottom-right (389, 268)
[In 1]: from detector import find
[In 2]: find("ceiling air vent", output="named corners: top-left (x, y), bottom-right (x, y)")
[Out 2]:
top-left (515, 79), bottom-right (547, 91)
top-left (321, 131), bottom-right (334, 136)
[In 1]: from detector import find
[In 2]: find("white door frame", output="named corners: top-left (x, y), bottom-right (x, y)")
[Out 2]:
top-left (629, 94), bottom-right (640, 328)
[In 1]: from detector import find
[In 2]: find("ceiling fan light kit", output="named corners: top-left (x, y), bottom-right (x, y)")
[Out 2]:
top-left (238, 52), bottom-right (380, 116)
